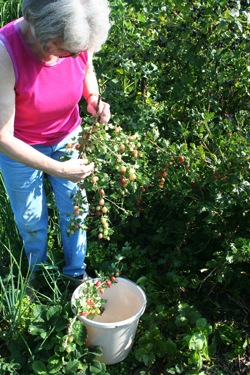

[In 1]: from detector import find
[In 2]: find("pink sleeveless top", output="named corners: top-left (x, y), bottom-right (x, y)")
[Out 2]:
top-left (0, 18), bottom-right (88, 145)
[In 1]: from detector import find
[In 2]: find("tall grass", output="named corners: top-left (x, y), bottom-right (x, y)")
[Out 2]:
top-left (0, 0), bottom-right (22, 28)
top-left (0, 244), bottom-right (34, 341)
top-left (0, 174), bottom-right (23, 274)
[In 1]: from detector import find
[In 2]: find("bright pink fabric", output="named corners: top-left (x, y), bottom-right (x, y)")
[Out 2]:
top-left (0, 18), bottom-right (88, 145)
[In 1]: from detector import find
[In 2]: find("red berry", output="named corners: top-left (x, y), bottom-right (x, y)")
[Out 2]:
top-left (80, 311), bottom-right (87, 316)
top-left (99, 199), bottom-right (105, 206)
top-left (110, 276), bottom-right (116, 281)
top-left (120, 166), bottom-right (126, 174)
top-left (180, 156), bottom-right (184, 164)
top-left (99, 288), bottom-right (104, 294)
top-left (95, 281), bottom-right (102, 287)
top-left (106, 280), bottom-right (112, 287)
top-left (129, 174), bottom-right (136, 181)
top-left (120, 144), bottom-right (125, 151)
top-left (120, 177), bottom-right (126, 184)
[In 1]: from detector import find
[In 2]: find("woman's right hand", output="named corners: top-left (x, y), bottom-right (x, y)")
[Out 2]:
top-left (60, 158), bottom-right (94, 182)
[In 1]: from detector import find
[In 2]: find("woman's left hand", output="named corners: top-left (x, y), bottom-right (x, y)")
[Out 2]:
top-left (87, 98), bottom-right (111, 124)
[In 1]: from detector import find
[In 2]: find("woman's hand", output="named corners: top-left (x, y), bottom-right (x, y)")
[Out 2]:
top-left (87, 98), bottom-right (111, 124)
top-left (60, 158), bottom-right (94, 182)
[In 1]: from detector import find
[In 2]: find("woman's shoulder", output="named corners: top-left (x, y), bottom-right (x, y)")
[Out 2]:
top-left (0, 43), bottom-right (15, 89)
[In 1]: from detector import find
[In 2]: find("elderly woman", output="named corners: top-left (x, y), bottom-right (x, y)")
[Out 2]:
top-left (0, 0), bottom-right (111, 281)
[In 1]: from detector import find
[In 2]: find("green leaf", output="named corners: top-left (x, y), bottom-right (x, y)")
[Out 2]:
top-left (136, 276), bottom-right (148, 287)
top-left (9, 341), bottom-right (27, 366)
top-left (196, 318), bottom-right (208, 330)
top-left (229, 9), bottom-right (240, 17)
top-left (217, 20), bottom-right (227, 32)
top-left (73, 321), bottom-right (87, 345)
top-left (89, 346), bottom-right (103, 357)
top-left (28, 321), bottom-right (48, 336)
top-left (167, 369), bottom-right (175, 375)
top-left (167, 41), bottom-right (175, 50)
top-left (189, 333), bottom-right (206, 351)
top-left (47, 361), bottom-right (62, 374)
top-left (165, 339), bottom-right (178, 355)
top-left (89, 359), bottom-right (103, 373)
top-left (33, 305), bottom-right (46, 321)
top-left (138, 14), bottom-right (146, 23)
top-left (48, 355), bottom-right (60, 365)
top-left (32, 361), bottom-right (47, 374)
top-left (46, 306), bottom-right (62, 321)
top-left (66, 359), bottom-right (80, 374)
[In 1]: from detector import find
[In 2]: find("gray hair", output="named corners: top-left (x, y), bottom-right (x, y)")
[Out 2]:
top-left (22, 0), bottom-right (110, 52)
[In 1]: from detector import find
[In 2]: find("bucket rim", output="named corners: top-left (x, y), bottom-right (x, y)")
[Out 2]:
top-left (71, 277), bottom-right (147, 329)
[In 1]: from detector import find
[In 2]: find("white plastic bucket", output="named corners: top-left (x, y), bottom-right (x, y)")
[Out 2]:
top-left (71, 277), bottom-right (147, 365)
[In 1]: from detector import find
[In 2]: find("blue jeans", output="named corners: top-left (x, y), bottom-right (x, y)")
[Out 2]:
top-left (0, 126), bottom-right (88, 277)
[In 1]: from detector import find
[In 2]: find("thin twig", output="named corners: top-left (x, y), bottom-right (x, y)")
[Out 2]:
top-left (103, 196), bottom-right (129, 214)
top-left (198, 267), bottom-right (218, 291)
top-left (146, 138), bottom-right (169, 154)
top-left (78, 94), bottom-right (101, 159)
top-left (90, 133), bottom-right (133, 168)
top-left (63, 314), bottom-right (78, 349)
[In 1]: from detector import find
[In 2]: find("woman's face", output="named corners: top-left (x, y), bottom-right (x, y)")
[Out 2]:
top-left (46, 41), bottom-right (84, 59)
top-left (29, 24), bottom-right (84, 60)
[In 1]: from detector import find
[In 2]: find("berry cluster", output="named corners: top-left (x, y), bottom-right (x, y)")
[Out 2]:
top-left (64, 275), bottom-right (118, 351)
top-left (64, 124), bottom-right (143, 239)
top-left (72, 276), bottom-right (117, 319)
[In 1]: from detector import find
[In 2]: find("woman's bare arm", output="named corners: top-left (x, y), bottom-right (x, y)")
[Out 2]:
top-left (82, 51), bottom-right (110, 124)
top-left (0, 44), bottom-right (94, 182)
